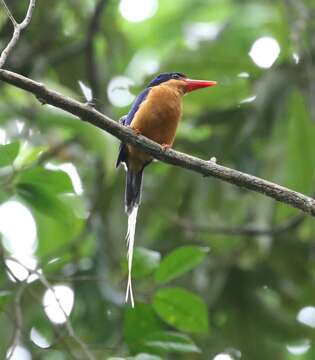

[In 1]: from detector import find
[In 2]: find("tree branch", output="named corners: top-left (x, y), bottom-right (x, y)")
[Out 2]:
top-left (171, 213), bottom-right (305, 237)
top-left (0, 0), bottom-right (36, 68)
top-left (0, 0), bottom-right (17, 26)
top-left (0, 68), bottom-right (315, 217)
top-left (20, 0), bottom-right (36, 30)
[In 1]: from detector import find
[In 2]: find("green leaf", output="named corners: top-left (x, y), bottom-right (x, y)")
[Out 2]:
top-left (0, 189), bottom-right (10, 205)
top-left (32, 206), bottom-right (84, 258)
top-left (16, 167), bottom-right (74, 193)
top-left (155, 246), bottom-right (209, 284)
top-left (123, 247), bottom-right (161, 279)
top-left (18, 145), bottom-right (47, 167)
top-left (17, 183), bottom-right (74, 225)
top-left (0, 291), bottom-right (12, 312)
top-left (124, 303), bottom-right (162, 354)
top-left (144, 331), bottom-right (200, 354)
top-left (134, 354), bottom-right (162, 360)
top-left (0, 142), bottom-right (19, 167)
top-left (59, 194), bottom-right (88, 219)
top-left (152, 287), bottom-right (209, 333)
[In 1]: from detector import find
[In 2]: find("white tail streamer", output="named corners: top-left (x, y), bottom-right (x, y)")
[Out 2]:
top-left (125, 206), bottom-right (138, 308)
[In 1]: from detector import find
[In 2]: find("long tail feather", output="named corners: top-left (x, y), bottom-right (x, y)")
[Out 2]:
top-left (124, 169), bottom-right (143, 307)
top-left (125, 206), bottom-right (138, 308)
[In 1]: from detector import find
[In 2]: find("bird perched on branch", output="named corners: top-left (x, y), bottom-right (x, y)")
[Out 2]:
top-left (116, 72), bottom-right (217, 307)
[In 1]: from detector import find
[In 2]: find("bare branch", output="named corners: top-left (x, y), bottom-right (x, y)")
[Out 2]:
top-left (20, 0), bottom-right (36, 29)
top-left (0, 0), bottom-right (36, 68)
top-left (0, 68), bottom-right (315, 217)
top-left (0, 26), bottom-right (20, 68)
top-left (171, 213), bottom-right (305, 237)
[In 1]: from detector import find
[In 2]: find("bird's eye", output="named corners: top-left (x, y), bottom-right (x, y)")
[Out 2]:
top-left (172, 74), bottom-right (181, 79)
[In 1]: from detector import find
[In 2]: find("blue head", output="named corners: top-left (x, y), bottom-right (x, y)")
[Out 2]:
top-left (146, 72), bottom-right (217, 92)
top-left (147, 72), bottom-right (186, 87)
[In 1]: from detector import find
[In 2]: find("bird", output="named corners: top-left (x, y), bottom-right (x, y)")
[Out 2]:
top-left (116, 72), bottom-right (217, 307)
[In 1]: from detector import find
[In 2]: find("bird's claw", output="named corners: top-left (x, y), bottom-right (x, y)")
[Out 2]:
top-left (161, 143), bottom-right (171, 150)
top-left (36, 96), bottom-right (47, 105)
top-left (86, 101), bottom-right (95, 108)
top-left (133, 127), bottom-right (142, 135)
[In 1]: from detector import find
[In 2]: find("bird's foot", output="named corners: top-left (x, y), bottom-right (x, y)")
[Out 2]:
top-left (36, 95), bottom-right (47, 105)
top-left (161, 143), bottom-right (171, 150)
top-left (132, 127), bottom-right (142, 135)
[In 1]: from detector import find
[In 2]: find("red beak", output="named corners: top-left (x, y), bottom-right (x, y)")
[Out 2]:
top-left (184, 78), bottom-right (217, 92)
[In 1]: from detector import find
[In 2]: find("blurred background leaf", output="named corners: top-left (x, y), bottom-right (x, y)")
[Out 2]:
top-left (0, 0), bottom-right (315, 359)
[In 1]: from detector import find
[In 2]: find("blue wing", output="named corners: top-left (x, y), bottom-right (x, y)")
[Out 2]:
top-left (116, 87), bottom-right (151, 168)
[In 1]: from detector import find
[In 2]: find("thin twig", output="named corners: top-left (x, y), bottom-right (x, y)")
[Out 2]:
top-left (36, 272), bottom-right (95, 360)
top-left (0, 0), bottom-right (36, 68)
top-left (36, 137), bottom-right (77, 165)
top-left (25, 286), bottom-right (82, 360)
top-left (20, 0), bottom-right (37, 29)
top-left (6, 285), bottom-right (26, 360)
top-left (24, 285), bottom-right (118, 355)
top-left (171, 213), bottom-right (305, 237)
top-left (0, 69), bottom-right (314, 217)
top-left (0, 0), bottom-right (17, 26)
top-left (0, 258), bottom-right (78, 360)
top-left (5, 257), bottom-right (95, 360)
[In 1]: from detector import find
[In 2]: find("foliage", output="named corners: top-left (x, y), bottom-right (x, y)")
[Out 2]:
top-left (0, 0), bottom-right (315, 359)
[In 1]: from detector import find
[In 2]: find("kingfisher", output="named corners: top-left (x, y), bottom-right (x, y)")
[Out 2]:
top-left (116, 72), bottom-right (217, 307)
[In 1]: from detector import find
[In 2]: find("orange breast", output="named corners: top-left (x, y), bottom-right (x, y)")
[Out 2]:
top-left (131, 85), bottom-right (182, 145)
top-left (127, 85), bottom-right (183, 171)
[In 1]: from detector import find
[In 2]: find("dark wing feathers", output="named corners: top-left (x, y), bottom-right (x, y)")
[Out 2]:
top-left (116, 87), bottom-right (151, 168)
top-left (115, 142), bottom-right (128, 168)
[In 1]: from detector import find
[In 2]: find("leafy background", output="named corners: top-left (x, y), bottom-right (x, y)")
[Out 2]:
top-left (0, 0), bottom-right (315, 359)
